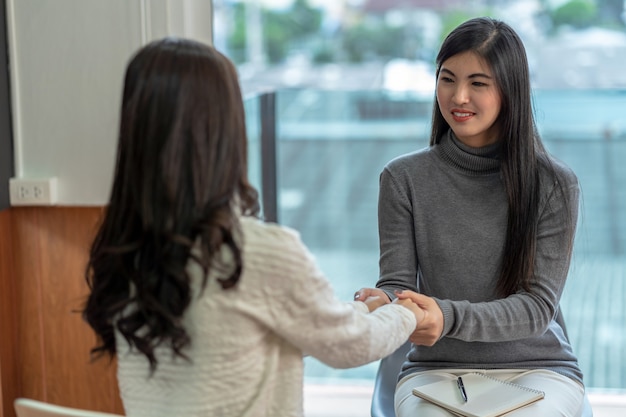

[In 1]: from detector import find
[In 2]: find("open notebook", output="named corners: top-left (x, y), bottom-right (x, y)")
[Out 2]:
top-left (411, 372), bottom-right (545, 417)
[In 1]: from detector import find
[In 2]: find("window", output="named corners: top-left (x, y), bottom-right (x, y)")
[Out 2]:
top-left (217, 0), bottom-right (626, 392)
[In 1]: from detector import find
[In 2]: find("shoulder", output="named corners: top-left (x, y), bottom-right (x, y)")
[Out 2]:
top-left (543, 155), bottom-right (578, 184)
top-left (237, 216), bottom-right (319, 283)
top-left (383, 146), bottom-right (434, 183)
top-left (238, 216), bottom-right (312, 265)
top-left (385, 146), bottom-right (431, 172)
top-left (236, 216), bottom-right (324, 296)
top-left (379, 147), bottom-right (434, 201)
top-left (239, 216), bottom-right (303, 248)
top-left (539, 154), bottom-right (579, 191)
top-left (537, 154), bottom-right (580, 212)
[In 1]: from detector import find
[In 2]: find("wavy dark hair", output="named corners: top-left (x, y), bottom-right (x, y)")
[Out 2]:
top-left (83, 38), bottom-right (259, 370)
top-left (430, 17), bottom-right (574, 297)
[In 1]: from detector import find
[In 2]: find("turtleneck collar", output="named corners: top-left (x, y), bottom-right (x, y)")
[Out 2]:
top-left (436, 130), bottom-right (501, 175)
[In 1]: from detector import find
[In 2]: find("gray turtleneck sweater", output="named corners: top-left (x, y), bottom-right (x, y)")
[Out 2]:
top-left (377, 130), bottom-right (583, 384)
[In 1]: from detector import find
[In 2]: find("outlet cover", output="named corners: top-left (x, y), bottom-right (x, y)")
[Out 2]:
top-left (9, 177), bottom-right (58, 206)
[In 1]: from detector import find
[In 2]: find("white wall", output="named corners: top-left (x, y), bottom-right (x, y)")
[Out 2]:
top-left (6, 0), bottom-right (213, 205)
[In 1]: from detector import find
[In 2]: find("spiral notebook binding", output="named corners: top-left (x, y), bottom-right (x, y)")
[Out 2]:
top-left (467, 371), bottom-right (545, 395)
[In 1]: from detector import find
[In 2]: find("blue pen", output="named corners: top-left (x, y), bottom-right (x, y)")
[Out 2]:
top-left (457, 376), bottom-right (468, 402)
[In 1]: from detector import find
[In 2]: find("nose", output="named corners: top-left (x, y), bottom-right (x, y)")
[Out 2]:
top-left (452, 85), bottom-right (469, 105)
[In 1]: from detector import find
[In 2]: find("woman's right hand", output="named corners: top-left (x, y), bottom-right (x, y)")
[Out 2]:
top-left (392, 296), bottom-right (426, 326)
top-left (395, 290), bottom-right (442, 345)
top-left (354, 287), bottom-right (391, 312)
top-left (354, 287), bottom-right (390, 302)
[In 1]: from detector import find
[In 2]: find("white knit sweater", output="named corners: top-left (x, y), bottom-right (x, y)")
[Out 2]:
top-left (116, 216), bottom-right (416, 417)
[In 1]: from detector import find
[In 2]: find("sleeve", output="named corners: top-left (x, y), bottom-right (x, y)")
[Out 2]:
top-left (258, 227), bottom-right (417, 369)
top-left (437, 173), bottom-right (580, 342)
top-left (376, 167), bottom-right (420, 300)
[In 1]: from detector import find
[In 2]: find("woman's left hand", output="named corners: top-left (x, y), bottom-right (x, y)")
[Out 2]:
top-left (395, 290), bottom-right (444, 346)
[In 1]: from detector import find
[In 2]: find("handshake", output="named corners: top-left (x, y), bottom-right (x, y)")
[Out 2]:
top-left (353, 288), bottom-right (443, 347)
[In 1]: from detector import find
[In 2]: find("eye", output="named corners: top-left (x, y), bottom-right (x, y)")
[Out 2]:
top-left (439, 76), bottom-right (454, 83)
top-left (472, 81), bottom-right (488, 87)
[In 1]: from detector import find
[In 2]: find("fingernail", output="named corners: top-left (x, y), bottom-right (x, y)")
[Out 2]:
top-left (354, 294), bottom-right (360, 300)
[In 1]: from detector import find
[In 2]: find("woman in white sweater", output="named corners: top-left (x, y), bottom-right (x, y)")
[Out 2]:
top-left (83, 37), bottom-right (423, 417)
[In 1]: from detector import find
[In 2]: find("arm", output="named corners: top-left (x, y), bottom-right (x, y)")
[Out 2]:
top-left (376, 167), bottom-right (420, 300)
top-left (443, 178), bottom-right (579, 342)
top-left (409, 177), bottom-right (580, 344)
top-left (256, 228), bottom-right (418, 369)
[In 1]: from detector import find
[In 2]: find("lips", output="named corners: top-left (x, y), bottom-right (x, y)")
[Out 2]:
top-left (451, 109), bottom-right (474, 122)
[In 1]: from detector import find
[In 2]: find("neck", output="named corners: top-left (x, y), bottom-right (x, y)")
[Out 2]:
top-left (436, 130), bottom-right (501, 175)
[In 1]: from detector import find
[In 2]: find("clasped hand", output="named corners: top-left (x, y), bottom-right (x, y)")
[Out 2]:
top-left (354, 288), bottom-right (444, 346)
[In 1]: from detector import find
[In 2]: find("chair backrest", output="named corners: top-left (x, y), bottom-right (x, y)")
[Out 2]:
top-left (370, 340), bottom-right (410, 417)
top-left (14, 398), bottom-right (124, 417)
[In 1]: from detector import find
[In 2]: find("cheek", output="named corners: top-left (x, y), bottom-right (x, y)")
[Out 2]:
top-left (480, 93), bottom-right (501, 120)
top-left (435, 85), bottom-right (445, 104)
top-left (491, 100), bottom-right (502, 120)
top-left (436, 89), bottom-right (447, 113)
top-left (490, 93), bottom-right (502, 115)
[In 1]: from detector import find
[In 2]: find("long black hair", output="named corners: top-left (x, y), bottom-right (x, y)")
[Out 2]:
top-left (431, 17), bottom-right (574, 297)
top-left (83, 38), bottom-right (259, 370)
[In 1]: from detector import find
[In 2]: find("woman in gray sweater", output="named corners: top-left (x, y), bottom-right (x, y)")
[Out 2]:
top-left (355, 17), bottom-right (586, 416)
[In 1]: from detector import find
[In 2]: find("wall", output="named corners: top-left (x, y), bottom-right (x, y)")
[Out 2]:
top-left (0, 1), bottom-right (213, 416)
top-left (0, 211), bottom-right (17, 417)
top-left (6, 0), bottom-right (213, 205)
top-left (0, 207), bottom-right (124, 416)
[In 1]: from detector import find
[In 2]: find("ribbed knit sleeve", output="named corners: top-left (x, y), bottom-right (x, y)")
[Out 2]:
top-left (239, 217), bottom-right (417, 369)
top-left (377, 164), bottom-right (421, 300)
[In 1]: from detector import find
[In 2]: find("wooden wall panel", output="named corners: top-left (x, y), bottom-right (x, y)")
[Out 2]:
top-left (1, 207), bottom-right (124, 416)
top-left (12, 208), bottom-right (46, 406)
top-left (0, 210), bottom-right (19, 417)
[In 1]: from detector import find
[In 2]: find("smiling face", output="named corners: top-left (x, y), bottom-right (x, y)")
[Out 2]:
top-left (436, 51), bottom-right (502, 148)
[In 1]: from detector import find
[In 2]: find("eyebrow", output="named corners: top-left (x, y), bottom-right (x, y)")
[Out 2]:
top-left (440, 68), bottom-right (493, 79)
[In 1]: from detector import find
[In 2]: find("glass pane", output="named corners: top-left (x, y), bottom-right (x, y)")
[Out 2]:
top-left (275, 88), bottom-right (431, 384)
top-left (541, 90), bottom-right (626, 391)
top-left (244, 94), bottom-right (263, 213)
top-left (274, 88), bottom-right (626, 389)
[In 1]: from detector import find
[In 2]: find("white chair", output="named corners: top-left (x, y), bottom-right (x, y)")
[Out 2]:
top-left (371, 310), bottom-right (593, 416)
top-left (14, 398), bottom-right (124, 417)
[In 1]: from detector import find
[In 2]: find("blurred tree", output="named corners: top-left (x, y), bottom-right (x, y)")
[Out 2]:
top-left (263, 14), bottom-right (290, 63)
top-left (227, 0), bottom-right (322, 65)
top-left (226, 3), bottom-right (247, 64)
top-left (262, 0), bottom-right (322, 63)
top-left (341, 19), bottom-right (405, 62)
top-left (551, 0), bottom-right (597, 29)
top-left (285, 0), bottom-right (322, 36)
top-left (312, 42), bottom-right (335, 64)
top-left (439, 9), bottom-right (492, 42)
top-left (597, 0), bottom-right (625, 27)
top-left (263, 0), bottom-right (322, 63)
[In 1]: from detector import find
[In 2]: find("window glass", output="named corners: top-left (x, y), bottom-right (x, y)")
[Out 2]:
top-left (243, 94), bottom-right (263, 206)
top-left (230, 0), bottom-right (626, 391)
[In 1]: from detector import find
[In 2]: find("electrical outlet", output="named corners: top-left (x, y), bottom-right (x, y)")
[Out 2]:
top-left (9, 177), bottom-right (58, 206)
